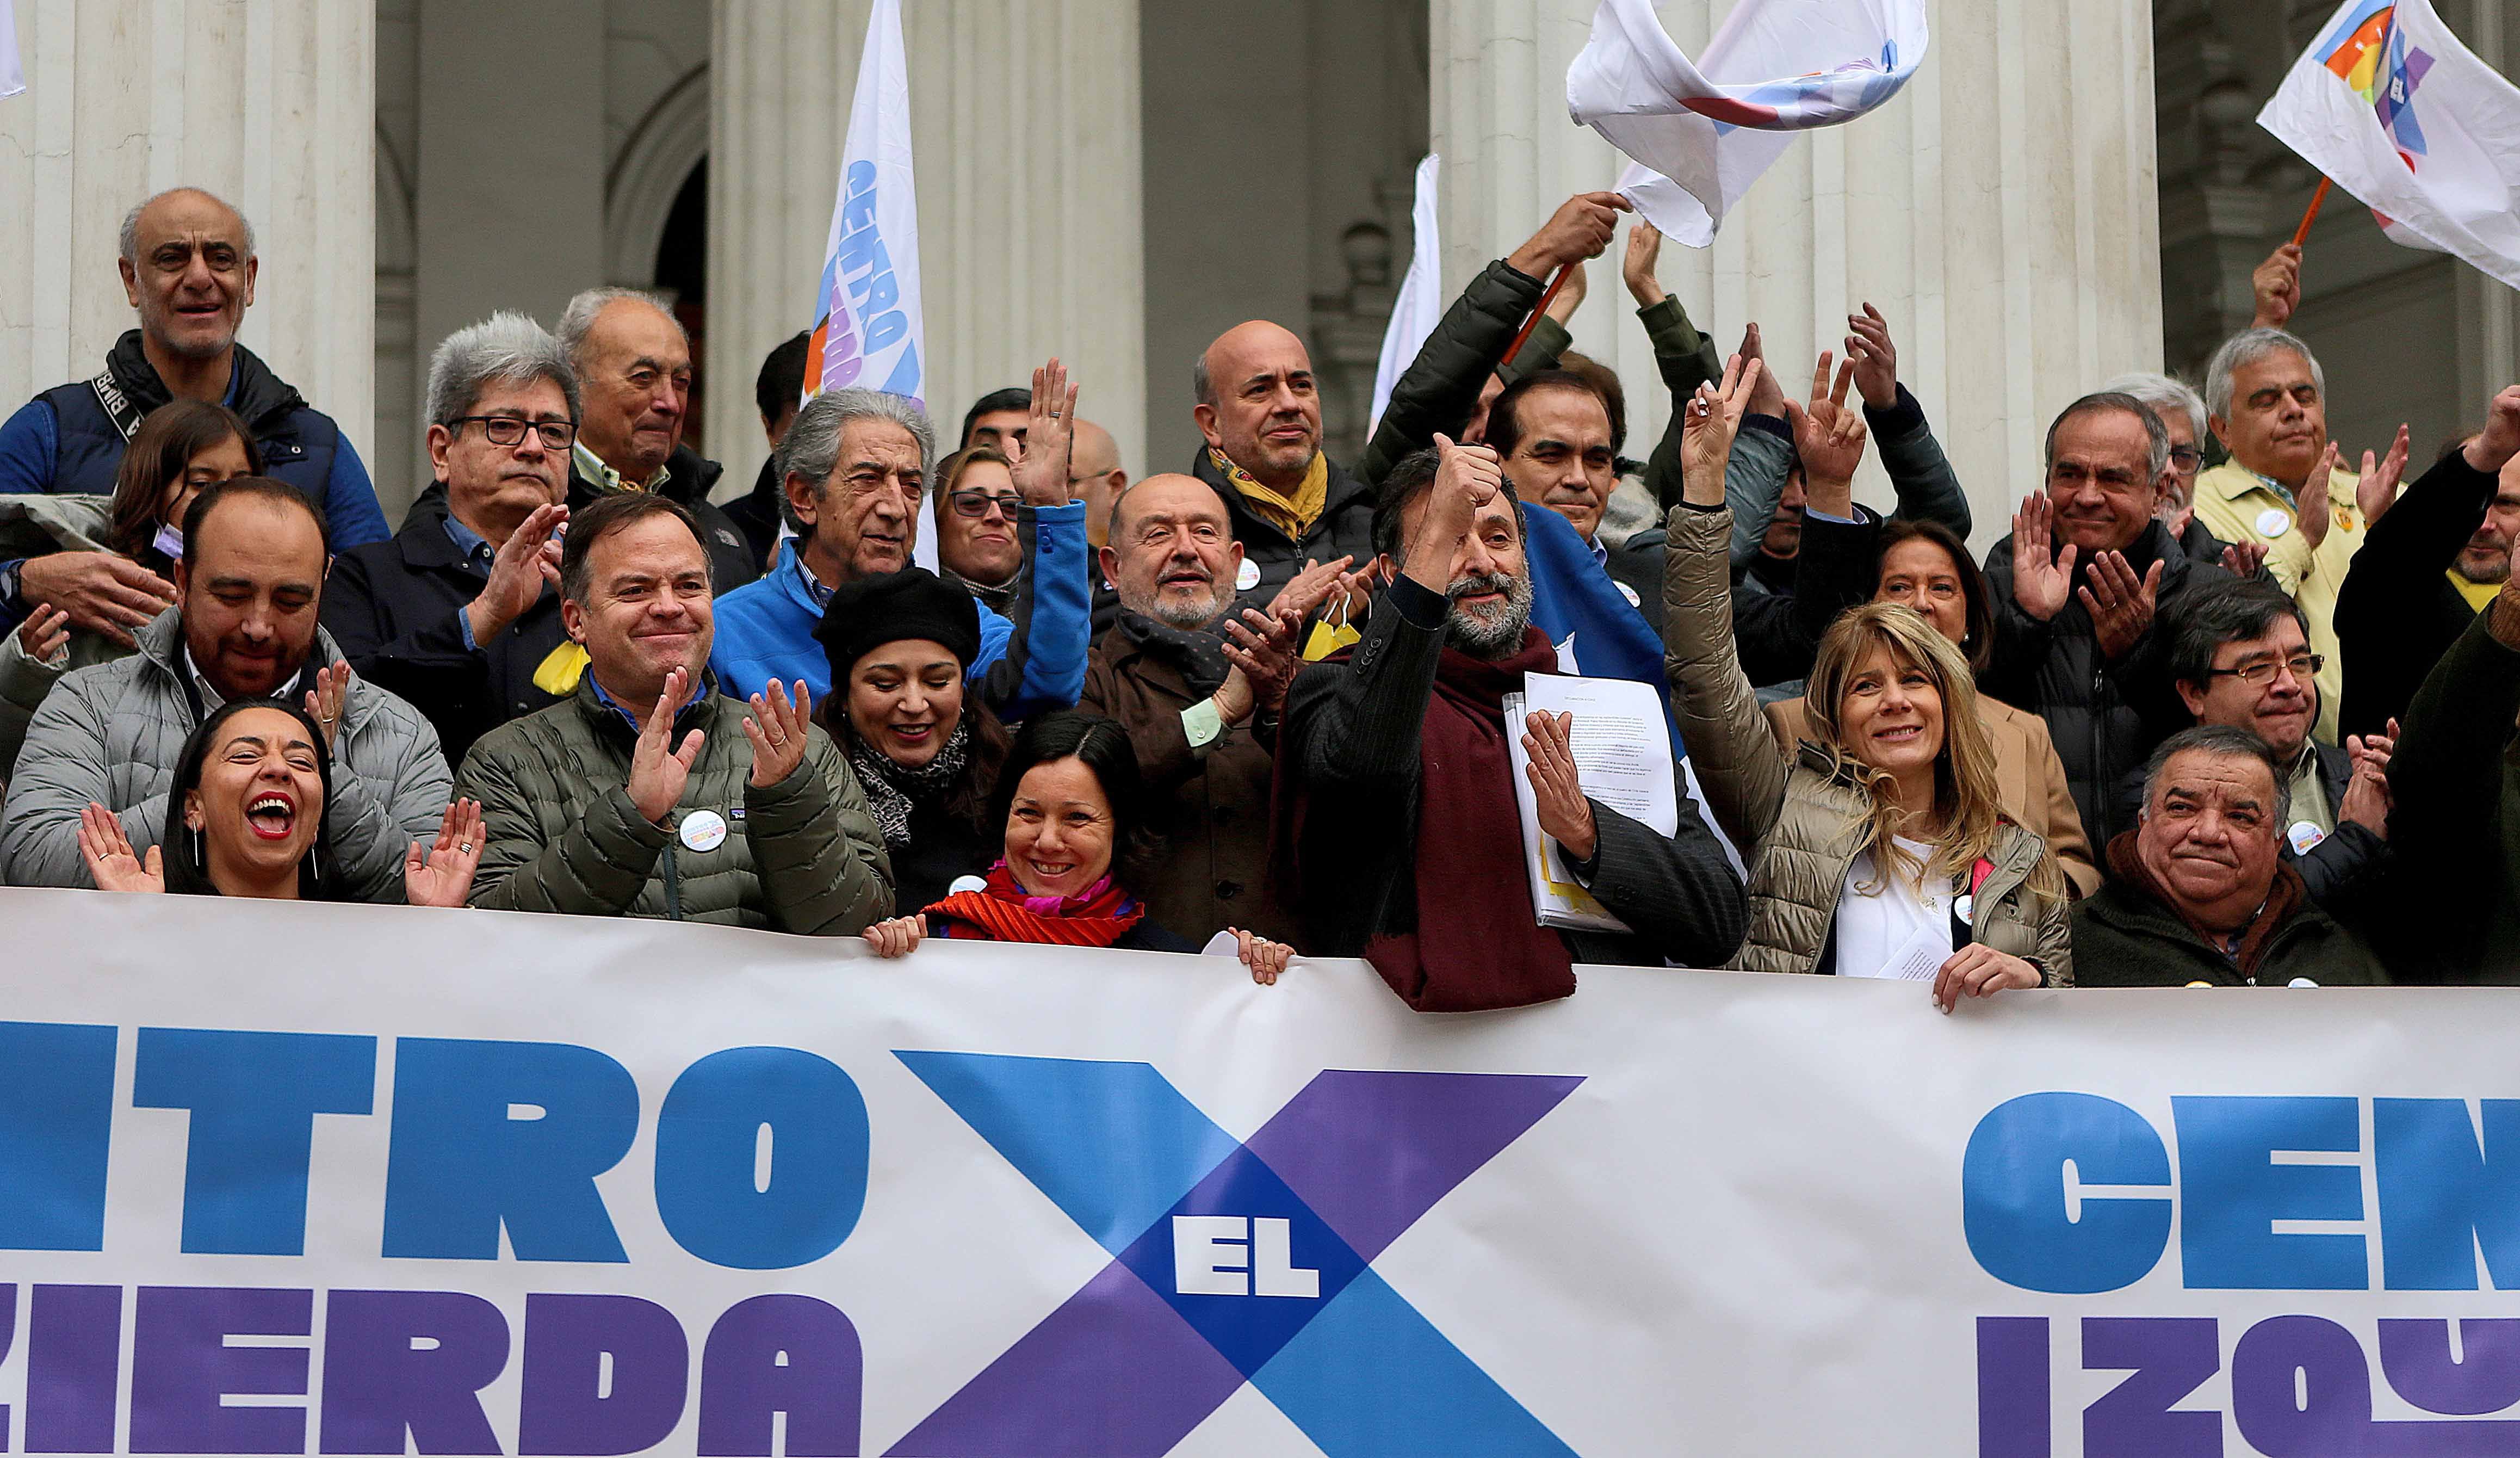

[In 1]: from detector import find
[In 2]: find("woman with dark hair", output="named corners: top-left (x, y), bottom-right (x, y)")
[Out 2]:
top-left (76, 697), bottom-right (482, 905)
top-left (2, 400), bottom-right (262, 776)
top-left (1768, 516), bottom-right (2100, 895)
top-left (813, 566), bottom-right (1013, 910)
top-left (860, 711), bottom-right (1296, 981)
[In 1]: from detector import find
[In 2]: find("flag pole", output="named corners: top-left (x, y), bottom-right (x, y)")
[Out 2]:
top-left (2291, 177), bottom-right (2333, 248)
top-left (1501, 263), bottom-right (1575, 367)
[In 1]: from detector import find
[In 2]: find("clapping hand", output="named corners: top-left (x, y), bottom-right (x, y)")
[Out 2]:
top-left (1521, 709), bottom-right (1598, 863)
top-left (405, 798), bottom-right (485, 907)
top-left (2079, 551), bottom-right (2164, 662)
top-left (78, 803), bottom-right (164, 893)
top-left (1219, 606), bottom-right (1303, 721)
top-left (465, 502), bottom-right (568, 645)
top-left (1623, 219), bottom-right (1667, 308)
top-left (1681, 353), bottom-right (1764, 506)
top-left (1011, 359), bottom-right (1079, 507)
top-left (1844, 304), bottom-right (1900, 411)
top-left (2220, 538), bottom-right (2269, 580)
top-left (304, 661), bottom-right (352, 750)
top-left (626, 665), bottom-right (706, 824)
top-left (2009, 494), bottom-right (2075, 622)
top-left (2341, 717), bottom-right (2397, 839)
top-left (1264, 555), bottom-right (1354, 622)
top-left (2355, 424), bottom-right (2411, 528)
top-left (744, 679), bottom-right (813, 789)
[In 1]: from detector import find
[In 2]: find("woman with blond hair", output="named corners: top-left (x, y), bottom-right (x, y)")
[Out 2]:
top-left (1664, 353), bottom-right (2072, 1003)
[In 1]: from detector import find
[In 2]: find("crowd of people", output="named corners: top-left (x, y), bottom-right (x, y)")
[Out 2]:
top-left (6, 184), bottom-right (2519, 1004)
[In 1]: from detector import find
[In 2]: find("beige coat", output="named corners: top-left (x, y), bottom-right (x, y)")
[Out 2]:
top-left (1662, 504), bottom-right (2075, 981)
top-left (1765, 693), bottom-right (2101, 897)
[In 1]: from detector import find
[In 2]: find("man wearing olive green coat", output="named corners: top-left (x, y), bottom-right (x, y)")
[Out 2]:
top-left (456, 493), bottom-right (889, 932)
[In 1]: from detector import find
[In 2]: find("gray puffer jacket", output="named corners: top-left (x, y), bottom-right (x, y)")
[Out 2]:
top-left (455, 676), bottom-right (891, 933)
top-left (0, 609), bottom-right (453, 897)
top-left (1663, 503), bottom-right (2073, 983)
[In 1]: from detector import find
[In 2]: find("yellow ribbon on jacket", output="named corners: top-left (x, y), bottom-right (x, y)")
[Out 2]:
top-left (532, 641), bottom-right (591, 696)
top-left (1208, 446), bottom-right (1327, 541)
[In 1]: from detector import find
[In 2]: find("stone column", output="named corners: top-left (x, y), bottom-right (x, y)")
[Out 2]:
top-left (707, 0), bottom-right (1146, 503)
top-left (0, 0), bottom-right (374, 465)
top-left (1434, 0), bottom-right (2165, 542)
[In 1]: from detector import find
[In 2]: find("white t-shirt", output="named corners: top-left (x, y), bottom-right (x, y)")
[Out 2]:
top-left (1834, 835), bottom-right (1955, 980)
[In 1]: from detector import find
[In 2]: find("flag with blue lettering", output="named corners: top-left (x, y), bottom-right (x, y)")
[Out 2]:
top-left (806, 0), bottom-right (923, 410)
top-left (1565, 0), bottom-right (1929, 246)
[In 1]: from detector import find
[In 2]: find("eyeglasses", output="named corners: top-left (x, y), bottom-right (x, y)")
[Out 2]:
top-left (949, 490), bottom-right (1023, 519)
top-left (448, 416), bottom-right (577, 449)
top-left (2169, 446), bottom-right (2204, 472)
top-left (2206, 653), bottom-right (2324, 685)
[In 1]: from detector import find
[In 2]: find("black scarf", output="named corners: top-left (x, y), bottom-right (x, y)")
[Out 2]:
top-left (1115, 610), bottom-right (1235, 700)
top-left (847, 720), bottom-right (975, 849)
top-left (105, 329), bottom-right (307, 434)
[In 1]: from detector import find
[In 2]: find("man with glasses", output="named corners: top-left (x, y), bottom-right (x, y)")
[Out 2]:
top-left (554, 287), bottom-right (761, 591)
top-left (2113, 579), bottom-right (2390, 910)
top-left (322, 313), bottom-right (583, 763)
top-left (710, 378), bottom-right (1090, 719)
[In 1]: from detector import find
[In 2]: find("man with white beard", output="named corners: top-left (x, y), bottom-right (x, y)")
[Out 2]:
top-left (1080, 473), bottom-right (1310, 944)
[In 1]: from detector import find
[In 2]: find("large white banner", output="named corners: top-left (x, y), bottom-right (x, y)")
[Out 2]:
top-left (3, 887), bottom-right (2518, 1455)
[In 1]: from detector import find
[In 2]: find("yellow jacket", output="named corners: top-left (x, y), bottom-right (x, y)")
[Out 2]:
top-left (2191, 461), bottom-right (2364, 744)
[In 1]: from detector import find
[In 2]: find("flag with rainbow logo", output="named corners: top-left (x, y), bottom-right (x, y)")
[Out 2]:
top-left (1565, 0), bottom-right (1928, 247)
top-left (2261, 0), bottom-right (2520, 288)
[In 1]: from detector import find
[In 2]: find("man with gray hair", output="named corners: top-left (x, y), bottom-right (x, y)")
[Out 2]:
top-left (555, 286), bottom-right (759, 591)
top-left (0, 185), bottom-right (388, 645)
top-left (321, 312), bottom-right (581, 763)
top-left (2099, 371), bottom-right (2209, 524)
top-left (2191, 326), bottom-right (2408, 743)
top-left (2071, 725), bottom-right (2384, 987)
top-left (709, 368), bottom-right (1091, 720)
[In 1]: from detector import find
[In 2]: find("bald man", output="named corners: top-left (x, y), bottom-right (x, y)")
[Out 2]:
top-left (0, 186), bottom-right (389, 641)
top-left (1190, 321), bottom-right (1377, 605)
top-left (1069, 418), bottom-right (1126, 549)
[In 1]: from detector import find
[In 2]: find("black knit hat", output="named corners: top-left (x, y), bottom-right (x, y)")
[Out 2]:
top-left (814, 566), bottom-right (984, 685)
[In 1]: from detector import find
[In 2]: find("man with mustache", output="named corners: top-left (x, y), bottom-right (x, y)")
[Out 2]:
top-left (709, 376), bottom-right (1089, 719)
top-left (0, 187), bottom-right (389, 648)
top-left (1, 478), bottom-right (448, 895)
top-left (1080, 473), bottom-right (1306, 944)
top-left (1983, 392), bottom-right (2243, 848)
top-left (321, 313), bottom-right (580, 765)
top-left (2191, 327), bottom-right (2408, 744)
top-left (1277, 440), bottom-right (1745, 1010)
top-left (2072, 726), bottom-right (2382, 986)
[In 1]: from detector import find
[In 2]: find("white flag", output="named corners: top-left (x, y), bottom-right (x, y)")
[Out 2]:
top-left (806, 0), bottom-right (923, 409)
top-left (1369, 153), bottom-right (1442, 439)
top-left (1566, 0), bottom-right (1928, 246)
top-left (3, 0), bottom-right (26, 98)
top-left (2260, 0), bottom-right (2520, 289)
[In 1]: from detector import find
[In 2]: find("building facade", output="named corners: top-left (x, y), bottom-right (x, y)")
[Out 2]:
top-left (3, 0), bottom-right (2513, 536)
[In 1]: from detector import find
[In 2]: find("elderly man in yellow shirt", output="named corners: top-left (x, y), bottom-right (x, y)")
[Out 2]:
top-left (2193, 326), bottom-right (2406, 745)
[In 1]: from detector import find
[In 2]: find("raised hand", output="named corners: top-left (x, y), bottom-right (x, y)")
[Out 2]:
top-left (18, 551), bottom-right (177, 648)
top-left (2338, 757), bottom-right (2392, 839)
top-left (2345, 716), bottom-right (2398, 777)
top-left (2465, 386), bottom-right (2520, 475)
top-left (405, 798), bottom-right (485, 907)
top-left (79, 802), bottom-right (164, 893)
top-left (1545, 260), bottom-right (1588, 325)
top-left (1507, 191), bottom-right (1630, 278)
top-left (862, 915), bottom-right (927, 959)
top-left (2079, 551), bottom-right (2164, 661)
top-left (2299, 445), bottom-right (2339, 549)
top-left (1844, 303), bottom-right (1900, 410)
top-left (2220, 538), bottom-right (2269, 580)
top-left (465, 502), bottom-right (568, 646)
top-left (1681, 353), bottom-right (1763, 506)
top-left (1231, 927), bottom-right (1295, 986)
top-left (1010, 358), bottom-right (1079, 507)
top-left (1932, 944), bottom-right (2042, 1011)
top-left (16, 603), bottom-right (71, 663)
top-left (2356, 423), bottom-right (2411, 527)
top-left (626, 665), bottom-right (706, 824)
top-left (303, 661), bottom-right (352, 750)
top-left (1739, 322), bottom-right (1786, 419)
top-left (1623, 219), bottom-right (1667, 307)
top-left (2251, 243), bottom-right (2303, 331)
top-left (1405, 434), bottom-right (1505, 588)
top-left (743, 679), bottom-right (813, 789)
top-left (1781, 351), bottom-right (1869, 509)
top-left (1521, 709), bottom-right (1598, 863)
top-left (1219, 606), bottom-right (1303, 721)
top-left (2009, 493), bottom-right (2076, 622)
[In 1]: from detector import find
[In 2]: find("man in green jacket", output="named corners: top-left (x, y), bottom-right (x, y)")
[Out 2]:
top-left (2072, 725), bottom-right (2383, 987)
top-left (455, 492), bottom-right (891, 932)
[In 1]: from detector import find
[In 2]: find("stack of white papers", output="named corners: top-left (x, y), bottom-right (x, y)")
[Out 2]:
top-left (1504, 672), bottom-right (1680, 934)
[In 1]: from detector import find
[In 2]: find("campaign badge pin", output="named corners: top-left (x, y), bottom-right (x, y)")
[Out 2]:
top-left (2287, 819), bottom-right (2326, 855)
top-left (680, 809), bottom-right (729, 853)
top-left (1237, 558), bottom-right (1261, 591)
top-left (2256, 507), bottom-right (2291, 538)
top-left (1615, 580), bottom-right (1642, 608)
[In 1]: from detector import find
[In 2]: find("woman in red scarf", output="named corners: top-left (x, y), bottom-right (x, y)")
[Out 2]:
top-left (859, 711), bottom-right (1295, 983)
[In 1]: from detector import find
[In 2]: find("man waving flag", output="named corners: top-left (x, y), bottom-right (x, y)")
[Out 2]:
top-left (1566, 0), bottom-right (1927, 246)
top-left (2260, 0), bottom-right (2520, 289)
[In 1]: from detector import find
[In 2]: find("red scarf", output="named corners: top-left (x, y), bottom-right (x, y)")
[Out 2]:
top-left (923, 861), bottom-right (1148, 948)
top-left (1365, 629), bottom-right (1577, 1011)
